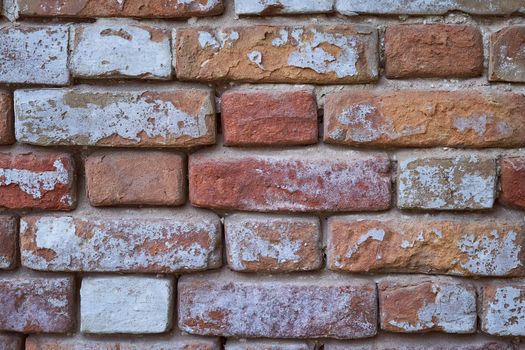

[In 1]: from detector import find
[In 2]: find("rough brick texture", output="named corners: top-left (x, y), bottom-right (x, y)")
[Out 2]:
top-left (490, 26), bottom-right (525, 82)
top-left (178, 271), bottom-right (378, 338)
top-left (0, 151), bottom-right (76, 210)
top-left (20, 210), bottom-right (222, 273)
top-left (324, 91), bottom-right (525, 148)
top-left (176, 25), bottom-right (378, 84)
top-left (235, 0), bottom-right (334, 16)
top-left (190, 148), bottom-right (391, 212)
top-left (0, 91), bottom-right (14, 145)
top-left (0, 333), bottom-right (23, 350)
top-left (0, 275), bottom-right (75, 333)
top-left (385, 25), bottom-right (483, 79)
top-left (221, 90), bottom-right (318, 146)
top-left (0, 217), bottom-right (18, 270)
top-left (85, 151), bottom-right (186, 206)
top-left (226, 340), bottom-right (315, 350)
top-left (500, 157), bottom-right (525, 210)
top-left (480, 282), bottom-right (525, 336)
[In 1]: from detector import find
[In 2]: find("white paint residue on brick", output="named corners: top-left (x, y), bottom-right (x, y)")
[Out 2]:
top-left (0, 160), bottom-right (69, 199)
top-left (198, 30), bottom-right (239, 50)
top-left (345, 228), bottom-right (385, 258)
top-left (177, 0), bottom-right (221, 10)
top-left (247, 50), bottom-right (264, 70)
top-left (235, 0), bottom-right (334, 15)
top-left (32, 217), bottom-right (80, 267)
top-left (484, 286), bottom-right (525, 336)
top-left (272, 29), bottom-right (289, 47)
top-left (453, 113), bottom-right (512, 139)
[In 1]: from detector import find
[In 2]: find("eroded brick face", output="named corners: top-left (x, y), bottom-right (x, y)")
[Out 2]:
top-left (500, 157), bottom-right (525, 209)
top-left (490, 26), bottom-right (525, 82)
top-left (481, 282), bottom-right (525, 336)
top-left (0, 91), bottom-right (14, 145)
top-left (0, 333), bottom-right (23, 350)
top-left (0, 217), bottom-right (18, 270)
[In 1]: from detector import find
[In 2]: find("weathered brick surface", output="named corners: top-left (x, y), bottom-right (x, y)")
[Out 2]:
top-left (81, 276), bottom-right (174, 334)
top-left (385, 25), bottom-right (483, 79)
top-left (0, 92), bottom-right (14, 145)
top-left (500, 157), bottom-right (525, 210)
top-left (0, 275), bottom-right (75, 333)
top-left (324, 91), bottom-right (525, 148)
top-left (176, 25), bottom-right (378, 84)
top-left (0, 217), bottom-right (18, 270)
top-left (226, 340), bottom-right (315, 350)
top-left (20, 210), bottom-right (222, 273)
top-left (221, 90), bottom-right (318, 146)
top-left (480, 282), bottom-right (525, 336)
top-left (70, 20), bottom-right (172, 79)
top-left (15, 0), bottom-right (224, 18)
top-left (0, 152), bottom-right (76, 210)
top-left (178, 271), bottom-right (378, 338)
top-left (86, 151), bottom-right (186, 206)
top-left (14, 87), bottom-right (216, 147)
top-left (397, 153), bottom-right (496, 210)
top-left (490, 26), bottom-right (525, 82)
top-left (225, 214), bottom-right (322, 272)
top-left (0, 333), bottom-right (23, 350)
top-left (379, 277), bottom-right (477, 333)
top-left (327, 218), bottom-right (525, 277)
top-left (235, 0), bottom-right (334, 15)
top-left (0, 25), bottom-right (69, 85)
top-left (189, 148), bottom-right (391, 212)
top-left (336, 0), bottom-right (525, 15)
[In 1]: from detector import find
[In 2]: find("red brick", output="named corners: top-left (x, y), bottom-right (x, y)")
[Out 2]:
top-left (480, 281), bottom-right (525, 336)
top-left (379, 277), bottom-right (477, 334)
top-left (327, 218), bottom-right (525, 277)
top-left (14, 0), bottom-right (224, 18)
top-left (0, 275), bottom-right (75, 333)
top-left (0, 217), bottom-right (17, 270)
top-left (0, 152), bottom-right (76, 210)
top-left (0, 91), bottom-right (14, 145)
top-left (85, 151), bottom-right (186, 206)
top-left (500, 157), bottom-right (525, 210)
top-left (0, 333), bottom-right (23, 350)
top-left (489, 26), bottom-right (525, 82)
top-left (324, 91), bottom-right (525, 148)
top-left (178, 271), bottom-right (378, 338)
top-left (385, 25), bottom-right (483, 79)
top-left (221, 90), bottom-right (318, 146)
top-left (189, 148), bottom-right (391, 212)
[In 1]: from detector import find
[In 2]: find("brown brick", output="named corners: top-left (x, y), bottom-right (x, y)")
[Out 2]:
top-left (327, 218), bottom-right (525, 277)
top-left (86, 151), bottom-right (186, 206)
top-left (0, 333), bottom-right (23, 350)
top-left (0, 275), bottom-right (75, 333)
top-left (178, 271), bottom-right (378, 338)
top-left (0, 152), bottom-right (76, 210)
top-left (0, 217), bottom-right (17, 270)
top-left (20, 210), bottom-right (222, 273)
top-left (189, 147), bottom-right (391, 212)
top-left (324, 91), bottom-right (525, 148)
top-left (176, 25), bottom-right (378, 84)
top-left (15, 0), bottom-right (224, 18)
top-left (500, 157), bottom-right (525, 210)
top-left (385, 24), bottom-right (483, 79)
top-left (0, 92), bottom-right (14, 145)
top-left (225, 214), bottom-right (322, 272)
top-left (480, 281), bottom-right (525, 336)
top-left (379, 277), bottom-right (477, 334)
top-left (221, 90), bottom-right (318, 146)
top-left (490, 26), bottom-right (525, 82)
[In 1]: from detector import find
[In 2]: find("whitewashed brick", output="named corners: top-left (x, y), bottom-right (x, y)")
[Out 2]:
top-left (80, 276), bottom-right (174, 334)
top-left (226, 339), bottom-right (315, 350)
top-left (235, 0), bottom-right (334, 15)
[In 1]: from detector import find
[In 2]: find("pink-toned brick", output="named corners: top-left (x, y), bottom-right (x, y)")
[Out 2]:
top-left (0, 217), bottom-right (18, 270)
top-left (0, 333), bottom-right (23, 350)
top-left (0, 91), bottom-right (14, 145)
top-left (500, 157), bottom-right (525, 210)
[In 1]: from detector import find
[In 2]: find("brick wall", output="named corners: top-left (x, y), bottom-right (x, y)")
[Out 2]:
top-left (0, 0), bottom-right (524, 349)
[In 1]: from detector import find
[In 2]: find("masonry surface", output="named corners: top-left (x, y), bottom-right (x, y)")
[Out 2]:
top-left (0, 0), bottom-right (525, 349)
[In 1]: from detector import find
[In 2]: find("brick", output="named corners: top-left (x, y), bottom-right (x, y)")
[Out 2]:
top-left (336, 0), bottom-right (525, 15)
top-left (0, 92), bottom-right (14, 145)
top-left (176, 25), bottom-right (378, 84)
top-left (20, 210), bottom-right (222, 273)
top-left (235, 0), bottom-right (334, 15)
top-left (189, 148), bottom-right (391, 212)
top-left (324, 91), bottom-right (525, 148)
top-left (70, 20), bottom-right (171, 79)
top-left (226, 340), bottom-right (315, 350)
top-left (490, 26), bottom-right (525, 82)
top-left (327, 218), bottom-right (525, 277)
top-left (500, 157), bottom-right (525, 210)
top-left (397, 153), bottom-right (496, 210)
top-left (0, 25), bottom-right (69, 85)
top-left (221, 90), bottom-right (318, 146)
top-left (81, 276), bottom-right (174, 334)
top-left (0, 152), bottom-right (76, 210)
top-left (178, 271), bottom-right (377, 338)
top-left (26, 335), bottom-right (220, 350)
top-left (14, 0), bottom-right (224, 18)
top-left (14, 87), bottom-right (216, 147)
top-left (225, 214), bottom-right (321, 272)
top-left (86, 151), bottom-right (186, 206)
top-left (385, 25), bottom-right (483, 79)
top-left (480, 282), bottom-right (525, 336)
top-left (0, 333), bottom-right (23, 350)
top-left (0, 217), bottom-right (17, 270)
top-left (0, 275), bottom-right (75, 333)
top-left (379, 277), bottom-right (477, 334)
